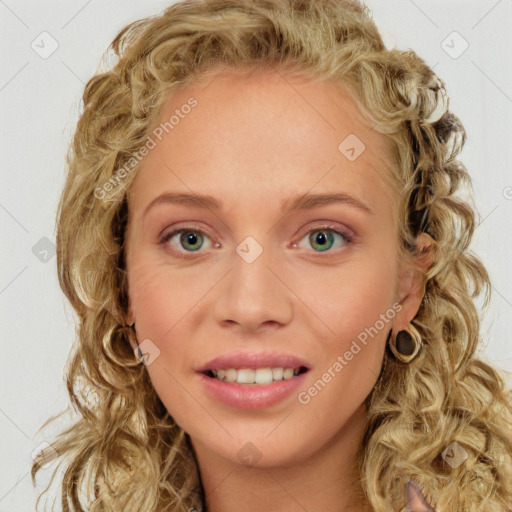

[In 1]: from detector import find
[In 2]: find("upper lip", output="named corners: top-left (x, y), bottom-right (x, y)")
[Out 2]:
top-left (196, 351), bottom-right (311, 372)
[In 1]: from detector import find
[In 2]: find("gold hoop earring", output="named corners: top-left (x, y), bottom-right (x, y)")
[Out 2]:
top-left (389, 323), bottom-right (423, 364)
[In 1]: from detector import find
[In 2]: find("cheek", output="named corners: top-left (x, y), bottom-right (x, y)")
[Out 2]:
top-left (294, 260), bottom-right (395, 424)
top-left (128, 263), bottom-right (171, 333)
top-left (126, 251), bottom-right (218, 374)
top-left (291, 253), bottom-right (397, 339)
top-left (127, 257), bottom-right (198, 415)
top-left (289, 254), bottom-right (396, 407)
top-left (128, 249), bottom-right (201, 333)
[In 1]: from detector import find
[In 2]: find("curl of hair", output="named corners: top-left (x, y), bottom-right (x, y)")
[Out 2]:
top-left (31, 0), bottom-right (512, 511)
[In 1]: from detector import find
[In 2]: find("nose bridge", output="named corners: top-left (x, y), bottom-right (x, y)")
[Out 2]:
top-left (212, 233), bottom-right (293, 331)
top-left (234, 234), bottom-right (274, 290)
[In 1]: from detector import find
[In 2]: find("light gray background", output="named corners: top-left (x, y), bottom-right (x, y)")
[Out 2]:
top-left (1, 1), bottom-right (511, 510)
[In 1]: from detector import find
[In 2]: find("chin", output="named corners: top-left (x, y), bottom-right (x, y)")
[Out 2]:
top-left (191, 425), bottom-right (321, 469)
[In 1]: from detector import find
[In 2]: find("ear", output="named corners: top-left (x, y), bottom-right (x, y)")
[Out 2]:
top-left (124, 307), bottom-right (134, 327)
top-left (122, 209), bottom-right (135, 333)
top-left (123, 303), bottom-right (137, 352)
top-left (394, 232), bottom-right (435, 326)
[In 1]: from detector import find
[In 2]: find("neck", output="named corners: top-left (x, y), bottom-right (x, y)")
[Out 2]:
top-left (190, 404), bottom-right (373, 512)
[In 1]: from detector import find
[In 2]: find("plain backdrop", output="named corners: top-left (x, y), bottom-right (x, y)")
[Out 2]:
top-left (1, 1), bottom-right (511, 510)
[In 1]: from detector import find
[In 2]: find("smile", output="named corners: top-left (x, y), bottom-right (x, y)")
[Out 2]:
top-left (198, 367), bottom-right (310, 409)
top-left (203, 366), bottom-right (308, 385)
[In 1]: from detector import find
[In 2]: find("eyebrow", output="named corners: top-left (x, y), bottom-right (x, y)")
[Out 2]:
top-left (142, 191), bottom-right (374, 218)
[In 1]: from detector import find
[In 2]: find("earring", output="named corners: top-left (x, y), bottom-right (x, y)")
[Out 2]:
top-left (389, 324), bottom-right (423, 364)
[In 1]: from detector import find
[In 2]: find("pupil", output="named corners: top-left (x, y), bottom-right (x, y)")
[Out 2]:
top-left (311, 230), bottom-right (333, 252)
top-left (182, 231), bottom-right (201, 250)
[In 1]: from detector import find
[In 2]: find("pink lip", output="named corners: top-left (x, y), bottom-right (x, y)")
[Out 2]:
top-left (196, 371), bottom-right (309, 409)
top-left (196, 351), bottom-right (311, 372)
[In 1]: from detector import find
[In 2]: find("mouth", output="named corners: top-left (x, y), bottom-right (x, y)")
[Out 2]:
top-left (201, 366), bottom-right (309, 385)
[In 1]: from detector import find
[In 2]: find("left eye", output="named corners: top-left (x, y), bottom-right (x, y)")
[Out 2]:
top-left (295, 227), bottom-right (352, 253)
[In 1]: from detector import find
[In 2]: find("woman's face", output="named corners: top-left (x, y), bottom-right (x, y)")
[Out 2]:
top-left (124, 67), bottom-right (428, 468)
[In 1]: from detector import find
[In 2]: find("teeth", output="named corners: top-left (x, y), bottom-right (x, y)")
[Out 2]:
top-left (254, 368), bottom-right (272, 385)
top-left (209, 367), bottom-right (303, 384)
top-left (272, 367), bottom-right (283, 380)
top-left (225, 368), bottom-right (237, 382)
top-left (237, 368), bottom-right (255, 384)
top-left (283, 368), bottom-right (294, 380)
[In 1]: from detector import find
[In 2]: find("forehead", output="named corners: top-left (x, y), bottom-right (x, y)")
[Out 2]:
top-left (127, 66), bottom-right (396, 220)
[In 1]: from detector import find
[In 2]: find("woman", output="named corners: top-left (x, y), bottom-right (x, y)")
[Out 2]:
top-left (31, 0), bottom-right (512, 511)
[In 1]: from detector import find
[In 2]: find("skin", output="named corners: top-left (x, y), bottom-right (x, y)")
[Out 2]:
top-left (406, 481), bottom-right (437, 511)
top-left (124, 65), bottom-right (434, 512)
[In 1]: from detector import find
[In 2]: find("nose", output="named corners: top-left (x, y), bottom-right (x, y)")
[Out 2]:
top-left (212, 242), bottom-right (294, 335)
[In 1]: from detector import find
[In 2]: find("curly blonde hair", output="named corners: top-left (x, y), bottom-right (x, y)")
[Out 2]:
top-left (31, 0), bottom-right (512, 510)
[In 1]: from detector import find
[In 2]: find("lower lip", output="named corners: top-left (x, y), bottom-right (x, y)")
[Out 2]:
top-left (197, 371), bottom-right (308, 409)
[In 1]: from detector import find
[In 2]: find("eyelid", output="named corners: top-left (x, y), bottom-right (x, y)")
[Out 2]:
top-left (159, 221), bottom-right (213, 239)
top-left (294, 221), bottom-right (354, 241)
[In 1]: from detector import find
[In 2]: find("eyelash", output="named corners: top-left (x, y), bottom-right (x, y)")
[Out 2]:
top-left (159, 224), bottom-right (353, 257)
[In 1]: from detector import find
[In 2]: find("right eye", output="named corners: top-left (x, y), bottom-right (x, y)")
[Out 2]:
top-left (159, 226), bottom-right (216, 255)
